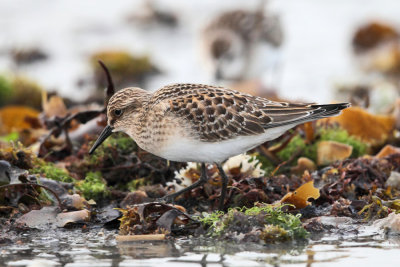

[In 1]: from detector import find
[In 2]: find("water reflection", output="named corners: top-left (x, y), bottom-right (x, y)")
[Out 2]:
top-left (2, 228), bottom-right (400, 267)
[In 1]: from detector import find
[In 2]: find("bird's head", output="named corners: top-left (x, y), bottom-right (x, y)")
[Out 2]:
top-left (89, 87), bottom-right (150, 154)
top-left (208, 30), bottom-right (246, 81)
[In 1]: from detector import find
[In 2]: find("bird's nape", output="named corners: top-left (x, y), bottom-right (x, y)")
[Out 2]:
top-left (89, 125), bottom-right (114, 154)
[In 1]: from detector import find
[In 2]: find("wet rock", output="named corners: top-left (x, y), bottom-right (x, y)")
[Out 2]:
top-left (15, 206), bottom-right (90, 229)
top-left (96, 204), bottom-right (121, 227)
top-left (317, 141), bottom-right (353, 165)
top-left (372, 212), bottom-right (400, 234)
top-left (118, 202), bottom-right (196, 236)
top-left (15, 206), bottom-right (60, 229)
top-left (56, 209), bottom-right (90, 227)
top-left (303, 216), bottom-right (358, 234)
top-left (0, 159), bottom-right (11, 185)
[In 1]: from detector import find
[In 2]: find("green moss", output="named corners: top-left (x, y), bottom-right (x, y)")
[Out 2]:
top-left (277, 126), bottom-right (368, 164)
top-left (319, 127), bottom-right (367, 157)
top-left (0, 132), bottom-right (19, 142)
top-left (30, 161), bottom-right (76, 183)
top-left (75, 171), bottom-right (109, 201)
top-left (253, 153), bottom-right (275, 175)
top-left (88, 132), bottom-right (136, 164)
top-left (199, 204), bottom-right (309, 242)
top-left (277, 135), bottom-right (317, 162)
top-left (198, 210), bottom-right (226, 236)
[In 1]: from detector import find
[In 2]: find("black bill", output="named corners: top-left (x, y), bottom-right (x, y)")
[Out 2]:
top-left (89, 125), bottom-right (114, 154)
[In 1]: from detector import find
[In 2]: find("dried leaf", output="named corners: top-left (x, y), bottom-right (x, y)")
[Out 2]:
top-left (280, 181), bottom-right (320, 209)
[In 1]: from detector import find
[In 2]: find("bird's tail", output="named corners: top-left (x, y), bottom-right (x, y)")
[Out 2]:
top-left (264, 102), bottom-right (351, 129)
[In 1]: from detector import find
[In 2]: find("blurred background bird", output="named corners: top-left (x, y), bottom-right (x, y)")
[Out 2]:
top-left (200, 0), bottom-right (283, 89)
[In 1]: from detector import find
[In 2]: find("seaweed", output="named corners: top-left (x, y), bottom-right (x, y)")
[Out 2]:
top-left (75, 171), bottom-right (109, 201)
top-left (199, 204), bottom-right (308, 242)
top-left (30, 161), bottom-right (76, 183)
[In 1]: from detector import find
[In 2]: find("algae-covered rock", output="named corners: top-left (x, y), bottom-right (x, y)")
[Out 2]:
top-left (91, 51), bottom-right (158, 90)
top-left (11, 77), bottom-right (43, 109)
top-left (199, 204), bottom-right (309, 243)
top-left (0, 75), bottom-right (43, 109)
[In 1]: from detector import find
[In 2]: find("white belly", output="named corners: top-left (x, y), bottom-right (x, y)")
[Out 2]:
top-left (153, 124), bottom-right (295, 163)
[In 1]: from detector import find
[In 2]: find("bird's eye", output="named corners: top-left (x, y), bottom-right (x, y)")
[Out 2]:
top-left (113, 109), bottom-right (123, 116)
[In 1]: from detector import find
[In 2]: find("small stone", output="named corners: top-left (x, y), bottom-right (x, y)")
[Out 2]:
top-left (386, 171), bottom-right (400, 189)
top-left (317, 141), bottom-right (353, 165)
top-left (0, 160), bottom-right (11, 185)
top-left (120, 191), bottom-right (150, 208)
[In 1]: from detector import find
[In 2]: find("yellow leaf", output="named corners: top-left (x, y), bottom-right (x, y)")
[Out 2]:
top-left (280, 181), bottom-right (320, 209)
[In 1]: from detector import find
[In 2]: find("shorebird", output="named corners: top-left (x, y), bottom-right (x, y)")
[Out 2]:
top-left (89, 83), bottom-right (350, 210)
top-left (201, 7), bottom-right (283, 82)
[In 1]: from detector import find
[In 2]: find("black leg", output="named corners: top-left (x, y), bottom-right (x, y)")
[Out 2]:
top-left (162, 163), bottom-right (208, 202)
top-left (216, 164), bottom-right (228, 211)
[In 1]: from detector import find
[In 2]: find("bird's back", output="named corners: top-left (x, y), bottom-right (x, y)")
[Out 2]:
top-left (149, 83), bottom-right (349, 143)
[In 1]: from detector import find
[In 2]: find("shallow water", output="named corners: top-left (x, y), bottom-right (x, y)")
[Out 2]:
top-left (1, 227), bottom-right (399, 267)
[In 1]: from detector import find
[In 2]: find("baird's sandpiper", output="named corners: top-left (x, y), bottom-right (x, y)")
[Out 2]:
top-left (201, 7), bottom-right (283, 82)
top-left (89, 83), bottom-right (349, 210)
